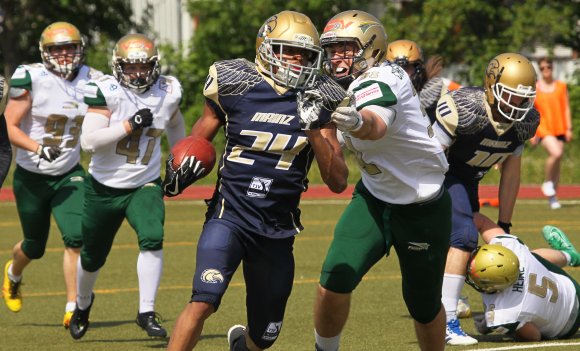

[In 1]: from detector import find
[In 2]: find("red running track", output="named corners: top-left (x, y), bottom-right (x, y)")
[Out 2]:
top-left (2, 184), bottom-right (580, 201)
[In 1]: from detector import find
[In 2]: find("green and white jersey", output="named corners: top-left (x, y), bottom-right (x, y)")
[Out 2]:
top-left (344, 62), bottom-right (448, 204)
top-left (10, 64), bottom-right (102, 175)
top-left (83, 75), bottom-right (182, 189)
top-left (482, 235), bottom-right (577, 338)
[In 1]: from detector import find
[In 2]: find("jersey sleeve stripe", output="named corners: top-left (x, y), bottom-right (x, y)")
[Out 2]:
top-left (353, 80), bottom-right (397, 110)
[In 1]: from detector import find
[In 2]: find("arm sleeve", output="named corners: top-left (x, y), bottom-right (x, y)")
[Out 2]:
top-left (0, 114), bottom-right (11, 188)
top-left (166, 109), bottom-right (186, 147)
top-left (80, 111), bottom-right (128, 153)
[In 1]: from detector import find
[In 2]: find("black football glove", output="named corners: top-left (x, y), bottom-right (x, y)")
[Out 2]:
top-left (497, 221), bottom-right (512, 234)
top-left (296, 89), bottom-right (324, 130)
top-left (36, 144), bottom-right (62, 163)
top-left (162, 154), bottom-right (206, 197)
top-left (128, 108), bottom-right (153, 131)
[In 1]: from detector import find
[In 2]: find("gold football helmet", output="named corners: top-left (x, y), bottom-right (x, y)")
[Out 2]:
top-left (386, 39), bottom-right (426, 91)
top-left (466, 244), bottom-right (520, 294)
top-left (255, 11), bottom-right (323, 89)
top-left (484, 53), bottom-right (536, 122)
top-left (38, 22), bottom-right (85, 80)
top-left (112, 33), bottom-right (161, 93)
top-left (320, 10), bottom-right (387, 86)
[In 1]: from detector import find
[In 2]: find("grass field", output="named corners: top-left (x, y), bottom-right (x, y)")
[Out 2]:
top-left (1, 199), bottom-right (580, 350)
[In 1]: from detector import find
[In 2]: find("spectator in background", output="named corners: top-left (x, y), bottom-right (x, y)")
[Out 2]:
top-left (531, 57), bottom-right (573, 210)
top-left (0, 74), bottom-right (11, 188)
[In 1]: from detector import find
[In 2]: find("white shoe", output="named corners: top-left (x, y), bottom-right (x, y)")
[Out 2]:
top-left (228, 324), bottom-right (246, 350)
top-left (541, 181), bottom-right (556, 197)
top-left (549, 198), bottom-right (562, 210)
top-left (456, 296), bottom-right (471, 318)
top-left (446, 319), bottom-right (478, 345)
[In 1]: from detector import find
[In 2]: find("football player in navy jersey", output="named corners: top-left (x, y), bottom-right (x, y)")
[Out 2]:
top-left (432, 53), bottom-right (540, 345)
top-left (165, 10), bottom-right (348, 351)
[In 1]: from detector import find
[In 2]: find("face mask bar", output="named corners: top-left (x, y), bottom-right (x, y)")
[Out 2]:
top-left (492, 83), bottom-right (536, 122)
top-left (258, 39), bottom-right (323, 89)
top-left (42, 44), bottom-right (84, 80)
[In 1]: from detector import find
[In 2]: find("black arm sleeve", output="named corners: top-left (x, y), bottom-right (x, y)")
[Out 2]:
top-left (0, 113), bottom-right (12, 188)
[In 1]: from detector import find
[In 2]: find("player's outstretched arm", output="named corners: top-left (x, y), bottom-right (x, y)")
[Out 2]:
top-left (309, 124), bottom-right (348, 194)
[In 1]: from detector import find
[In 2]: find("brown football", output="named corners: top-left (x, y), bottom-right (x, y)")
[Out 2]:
top-left (170, 135), bottom-right (216, 177)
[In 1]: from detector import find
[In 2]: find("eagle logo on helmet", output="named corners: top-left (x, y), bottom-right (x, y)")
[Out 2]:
top-left (485, 59), bottom-right (503, 86)
top-left (258, 15), bottom-right (277, 39)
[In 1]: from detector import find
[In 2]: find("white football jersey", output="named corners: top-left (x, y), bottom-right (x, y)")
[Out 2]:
top-left (344, 62), bottom-right (448, 204)
top-left (482, 235), bottom-right (577, 338)
top-left (83, 75), bottom-right (182, 188)
top-left (11, 64), bottom-right (102, 175)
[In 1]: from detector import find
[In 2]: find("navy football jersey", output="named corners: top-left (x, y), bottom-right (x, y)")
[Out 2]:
top-left (435, 87), bottom-right (539, 182)
top-left (203, 59), bottom-right (347, 238)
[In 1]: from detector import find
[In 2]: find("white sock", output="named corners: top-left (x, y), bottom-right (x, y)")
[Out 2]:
top-left (561, 251), bottom-right (572, 266)
top-left (442, 273), bottom-right (465, 322)
top-left (7, 263), bottom-right (22, 282)
top-left (314, 330), bottom-right (340, 351)
top-left (76, 257), bottom-right (100, 310)
top-left (65, 301), bottom-right (76, 313)
top-left (137, 250), bottom-right (163, 313)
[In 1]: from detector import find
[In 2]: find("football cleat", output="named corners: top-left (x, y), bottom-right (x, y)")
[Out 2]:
top-left (227, 324), bottom-right (246, 351)
top-left (3, 260), bottom-right (22, 312)
top-left (543, 225), bottom-right (580, 266)
top-left (446, 319), bottom-right (478, 345)
top-left (63, 311), bottom-right (74, 329)
top-left (69, 293), bottom-right (95, 339)
top-left (136, 311), bottom-right (167, 338)
top-left (456, 296), bottom-right (472, 318)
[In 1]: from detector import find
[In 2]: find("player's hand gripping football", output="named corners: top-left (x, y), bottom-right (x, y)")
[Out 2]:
top-left (332, 105), bottom-right (363, 133)
top-left (162, 154), bottom-right (206, 197)
top-left (128, 108), bottom-right (154, 131)
top-left (296, 89), bottom-right (324, 130)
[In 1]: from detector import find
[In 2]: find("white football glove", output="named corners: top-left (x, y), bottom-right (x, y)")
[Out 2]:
top-left (296, 89), bottom-right (323, 130)
top-left (332, 106), bottom-right (363, 132)
top-left (473, 313), bottom-right (491, 335)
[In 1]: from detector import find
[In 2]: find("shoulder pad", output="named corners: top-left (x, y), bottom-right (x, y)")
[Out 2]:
top-left (449, 87), bottom-right (490, 135)
top-left (214, 59), bottom-right (262, 96)
top-left (420, 77), bottom-right (444, 110)
top-left (311, 75), bottom-right (348, 112)
top-left (10, 65), bottom-right (33, 92)
top-left (513, 108), bottom-right (540, 142)
top-left (86, 66), bottom-right (104, 80)
top-left (84, 81), bottom-right (108, 107)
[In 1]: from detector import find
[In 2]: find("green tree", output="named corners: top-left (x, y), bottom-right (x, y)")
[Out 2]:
top-left (382, 0), bottom-right (579, 85)
top-left (167, 0), bottom-right (365, 130)
top-left (0, 0), bottom-right (135, 77)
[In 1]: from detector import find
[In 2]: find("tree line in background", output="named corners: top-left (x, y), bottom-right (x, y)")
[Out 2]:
top-left (1, 0), bottom-right (579, 139)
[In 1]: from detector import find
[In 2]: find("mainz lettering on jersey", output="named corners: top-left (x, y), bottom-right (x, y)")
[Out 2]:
top-left (250, 113), bottom-right (294, 125)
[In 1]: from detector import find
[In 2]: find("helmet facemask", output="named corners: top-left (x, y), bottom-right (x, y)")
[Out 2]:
top-left (257, 38), bottom-right (322, 89)
top-left (112, 34), bottom-right (161, 94)
top-left (491, 82), bottom-right (535, 122)
top-left (39, 22), bottom-right (85, 80)
top-left (322, 34), bottom-right (380, 89)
